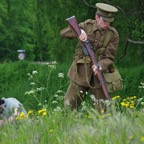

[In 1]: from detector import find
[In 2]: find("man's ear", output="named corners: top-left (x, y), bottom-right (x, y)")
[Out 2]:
top-left (95, 15), bottom-right (99, 21)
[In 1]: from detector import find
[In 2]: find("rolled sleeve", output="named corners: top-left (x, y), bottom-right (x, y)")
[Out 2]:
top-left (60, 26), bottom-right (77, 38)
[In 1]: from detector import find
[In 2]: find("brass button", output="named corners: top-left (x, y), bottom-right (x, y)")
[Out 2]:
top-left (95, 40), bottom-right (97, 42)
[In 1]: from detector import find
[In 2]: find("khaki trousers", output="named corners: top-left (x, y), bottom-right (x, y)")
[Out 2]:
top-left (64, 76), bottom-right (107, 112)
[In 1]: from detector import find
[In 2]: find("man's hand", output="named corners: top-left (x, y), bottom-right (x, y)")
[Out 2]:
top-left (92, 65), bottom-right (102, 75)
top-left (79, 29), bottom-right (87, 42)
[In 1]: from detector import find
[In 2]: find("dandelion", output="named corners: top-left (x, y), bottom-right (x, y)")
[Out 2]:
top-left (129, 135), bottom-right (134, 140)
top-left (130, 105), bottom-right (135, 109)
top-left (104, 121), bottom-right (108, 125)
top-left (121, 102), bottom-right (126, 107)
top-left (141, 136), bottom-right (144, 141)
top-left (16, 112), bottom-right (28, 120)
top-left (42, 112), bottom-right (47, 116)
top-left (87, 116), bottom-right (91, 119)
top-left (49, 129), bottom-right (53, 133)
top-left (28, 110), bottom-right (33, 115)
top-left (101, 109), bottom-right (105, 114)
top-left (106, 113), bottom-right (111, 116)
top-left (99, 115), bottom-right (104, 119)
top-left (112, 96), bottom-right (120, 100)
top-left (38, 109), bottom-right (47, 114)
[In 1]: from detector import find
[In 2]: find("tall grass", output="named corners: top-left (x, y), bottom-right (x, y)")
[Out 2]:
top-left (0, 61), bottom-right (144, 144)
top-left (0, 104), bottom-right (144, 144)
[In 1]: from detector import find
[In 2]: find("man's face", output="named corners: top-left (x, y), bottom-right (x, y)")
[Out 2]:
top-left (0, 104), bottom-right (4, 114)
top-left (96, 15), bottom-right (110, 29)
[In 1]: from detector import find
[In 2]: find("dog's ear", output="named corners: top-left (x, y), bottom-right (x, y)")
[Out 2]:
top-left (0, 99), bottom-right (5, 105)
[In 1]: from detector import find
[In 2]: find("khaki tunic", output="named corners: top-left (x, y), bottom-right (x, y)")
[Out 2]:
top-left (60, 19), bottom-right (119, 87)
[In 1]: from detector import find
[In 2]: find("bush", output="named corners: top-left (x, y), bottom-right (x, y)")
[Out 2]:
top-left (0, 61), bottom-right (143, 110)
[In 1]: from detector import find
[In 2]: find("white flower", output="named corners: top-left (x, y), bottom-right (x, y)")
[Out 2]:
top-left (30, 82), bottom-right (35, 85)
top-left (137, 98), bottom-right (143, 102)
top-left (54, 94), bottom-right (59, 98)
top-left (54, 106), bottom-right (61, 112)
top-left (80, 91), bottom-right (83, 93)
top-left (52, 101), bottom-right (58, 104)
top-left (48, 65), bottom-right (56, 69)
top-left (38, 103), bottom-right (42, 106)
top-left (25, 90), bottom-right (35, 95)
top-left (27, 73), bottom-right (31, 76)
top-left (140, 82), bottom-right (144, 85)
top-left (57, 90), bottom-right (63, 93)
top-left (58, 73), bottom-right (64, 78)
top-left (52, 61), bottom-right (57, 64)
top-left (32, 71), bottom-right (38, 75)
top-left (90, 95), bottom-right (96, 101)
top-left (36, 87), bottom-right (45, 91)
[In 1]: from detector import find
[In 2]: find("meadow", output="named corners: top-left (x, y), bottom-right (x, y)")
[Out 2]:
top-left (0, 61), bottom-right (144, 144)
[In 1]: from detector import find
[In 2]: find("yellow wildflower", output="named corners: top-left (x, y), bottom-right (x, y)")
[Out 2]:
top-left (38, 109), bottom-right (46, 114)
top-left (87, 116), bottom-right (91, 119)
top-left (42, 112), bottom-right (47, 116)
top-left (28, 110), bottom-right (33, 115)
top-left (112, 96), bottom-right (120, 101)
top-left (99, 115), bottom-right (104, 119)
top-left (133, 96), bottom-right (137, 99)
top-left (16, 112), bottom-right (28, 120)
top-left (141, 136), bottom-right (144, 141)
top-left (121, 102), bottom-right (126, 107)
top-left (49, 129), bottom-right (53, 133)
top-left (107, 113), bottom-right (111, 116)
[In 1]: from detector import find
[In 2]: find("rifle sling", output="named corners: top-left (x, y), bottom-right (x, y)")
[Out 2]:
top-left (84, 58), bottom-right (101, 89)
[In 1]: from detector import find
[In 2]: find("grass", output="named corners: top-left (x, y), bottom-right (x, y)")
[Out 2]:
top-left (0, 61), bottom-right (144, 143)
top-left (0, 105), bottom-right (144, 144)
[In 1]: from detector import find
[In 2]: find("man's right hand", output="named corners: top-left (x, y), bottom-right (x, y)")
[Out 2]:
top-left (79, 29), bottom-right (87, 42)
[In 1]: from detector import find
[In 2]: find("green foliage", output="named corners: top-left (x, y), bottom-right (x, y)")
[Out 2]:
top-left (0, 106), bottom-right (144, 144)
top-left (0, 61), bottom-right (69, 110)
top-left (0, 0), bottom-right (143, 64)
top-left (0, 61), bottom-right (143, 110)
top-left (113, 66), bottom-right (144, 98)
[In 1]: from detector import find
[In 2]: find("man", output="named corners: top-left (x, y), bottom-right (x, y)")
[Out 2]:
top-left (0, 97), bottom-right (27, 126)
top-left (60, 3), bottom-right (119, 112)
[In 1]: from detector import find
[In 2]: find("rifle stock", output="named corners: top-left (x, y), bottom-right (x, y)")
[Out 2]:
top-left (66, 16), bottom-right (110, 100)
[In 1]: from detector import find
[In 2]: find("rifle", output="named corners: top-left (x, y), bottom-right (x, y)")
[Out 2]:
top-left (66, 16), bottom-right (110, 100)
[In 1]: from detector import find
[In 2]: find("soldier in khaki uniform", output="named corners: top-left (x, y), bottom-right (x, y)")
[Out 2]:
top-left (60, 3), bottom-right (119, 112)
